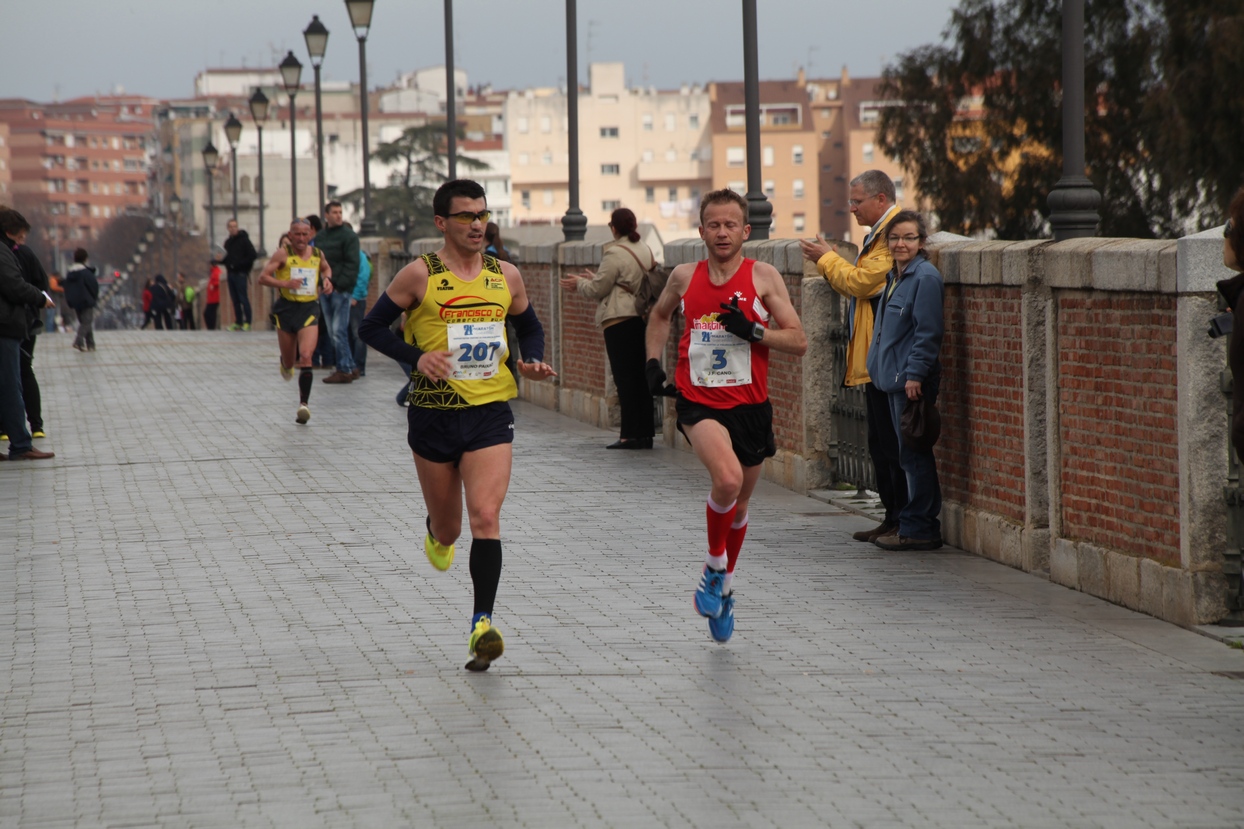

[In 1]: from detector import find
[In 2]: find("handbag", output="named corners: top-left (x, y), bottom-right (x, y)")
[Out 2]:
top-left (900, 395), bottom-right (941, 451)
top-left (615, 245), bottom-right (669, 320)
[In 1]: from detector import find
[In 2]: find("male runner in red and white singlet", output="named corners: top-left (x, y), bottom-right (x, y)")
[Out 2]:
top-left (645, 188), bottom-right (807, 643)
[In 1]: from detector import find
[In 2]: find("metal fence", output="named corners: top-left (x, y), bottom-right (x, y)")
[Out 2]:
top-left (829, 323), bottom-right (875, 492)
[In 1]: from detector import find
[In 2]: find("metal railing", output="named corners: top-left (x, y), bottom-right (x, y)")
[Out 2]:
top-left (829, 323), bottom-right (875, 492)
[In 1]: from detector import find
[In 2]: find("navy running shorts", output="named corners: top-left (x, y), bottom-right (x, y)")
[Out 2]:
top-left (675, 397), bottom-right (776, 468)
top-left (407, 400), bottom-right (515, 465)
top-left (270, 296), bottom-right (321, 333)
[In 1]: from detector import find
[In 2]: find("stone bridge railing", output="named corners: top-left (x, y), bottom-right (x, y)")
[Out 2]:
top-left (392, 229), bottom-right (1237, 627)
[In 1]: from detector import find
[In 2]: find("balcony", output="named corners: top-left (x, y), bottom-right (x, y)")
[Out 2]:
top-left (636, 158), bottom-right (711, 183)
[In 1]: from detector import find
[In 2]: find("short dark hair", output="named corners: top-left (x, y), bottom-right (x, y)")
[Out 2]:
top-left (433, 179), bottom-right (487, 217)
top-left (325, 200), bottom-right (342, 212)
top-left (0, 208), bottom-right (31, 236)
top-left (851, 170), bottom-right (897, 203)
top-left (698, 188), bottom-right (749, 226)
top-left (73, 247), bottom-right (89, 263)
top-left (305, 214), bottom-right (323, 233)
top-left (885, 209), bottom-right (929, 247)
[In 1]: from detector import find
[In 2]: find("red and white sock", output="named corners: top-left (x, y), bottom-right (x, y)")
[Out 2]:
top-left (723, 512), bottom-right (748, 595)
top-left (705, 495), bottom-right (736, 571)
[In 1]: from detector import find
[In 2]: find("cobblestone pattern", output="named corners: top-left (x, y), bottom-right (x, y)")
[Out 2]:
top-left (3, 331), bottom-right (1244, 828)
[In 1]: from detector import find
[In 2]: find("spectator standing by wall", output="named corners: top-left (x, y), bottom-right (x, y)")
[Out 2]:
top-left (800, 170), bottom-right (906, 544)
top-left (150, 274), bottom-right (175, 331)
top-left (0, 229), bottom-right (54, 460)
top-left (64, 248), bottom-right (99, 352)
top-left (866, 210), bottom-right (945, 552)
top-left (217, 219), bottom-right (257, 331)
top-left (348, 248), bottom-right (372, 377)
top-left (315, 202), bottom-right (360, 383)
top-left (0, 208), bottom-right (50, 439)
top-left (204, 263), bottom-right (221, 330)
top-left (560, 207), bottom-right (656, 449)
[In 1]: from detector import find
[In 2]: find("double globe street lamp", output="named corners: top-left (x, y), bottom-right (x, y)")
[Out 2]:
top-left (345, 0), bottom-right (376, 234)
top-left (279, 51), bottom-right (304, 222)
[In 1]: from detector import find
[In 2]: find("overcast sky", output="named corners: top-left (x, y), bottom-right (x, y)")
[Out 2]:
top-left (3, 0), bottom-right (962, 102)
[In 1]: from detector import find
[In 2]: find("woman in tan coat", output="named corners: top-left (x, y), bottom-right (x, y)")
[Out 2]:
top-left (560, 207), bottom-right (656, 449)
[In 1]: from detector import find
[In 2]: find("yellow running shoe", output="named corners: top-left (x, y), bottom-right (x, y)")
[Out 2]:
top-left (279, 361), bottom-right (295, 381)
top-left (423, 516), bottom-right (455, 571)
top-left (466, 618), bottom-right (504, 672)
top-left (32, 430), bottom-right (46, 439)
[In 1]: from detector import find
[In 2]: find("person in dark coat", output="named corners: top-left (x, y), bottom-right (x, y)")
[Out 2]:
top-left (1216, 187), bottom-right (1244, 459)
top-left (216, 219), bottom-right (258, 330)
top-left (0, 208), bottom-right (50, 437)
top-left (0, 216), bottom-right (54, 460)
top-left (150, 274), bottom-right (176, 331)
top-left (63, 248), bottom-right (99, 351)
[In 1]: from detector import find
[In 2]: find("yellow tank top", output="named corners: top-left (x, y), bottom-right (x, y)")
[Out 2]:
top-left (404, 252), bottom-right (516, 409)
top-left (276, 246), bottom-right (324, 303)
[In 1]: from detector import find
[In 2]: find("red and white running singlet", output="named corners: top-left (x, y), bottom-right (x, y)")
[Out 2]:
top-left (675, 258), bottom-right (771, 408)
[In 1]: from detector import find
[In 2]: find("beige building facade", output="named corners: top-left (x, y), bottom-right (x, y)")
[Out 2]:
top-left (505, 62), bottom-right (712, 239)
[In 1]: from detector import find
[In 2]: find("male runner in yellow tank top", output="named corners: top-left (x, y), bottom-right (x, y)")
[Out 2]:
top-left (257, 218), bottom-right (333, 424)
top-left (359, 179), bottom-right (556, 671)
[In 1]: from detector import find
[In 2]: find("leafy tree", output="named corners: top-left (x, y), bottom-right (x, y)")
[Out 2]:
top-left (876, 0), bottom-right (1244, 239)
top-left (341, 122), bottom-right (489, 245)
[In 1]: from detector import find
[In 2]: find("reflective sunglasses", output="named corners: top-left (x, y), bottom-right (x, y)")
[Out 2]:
top-left (886, 234), bottom-right (922, 244)
top-left (445, 210), bottom-right (491, 225)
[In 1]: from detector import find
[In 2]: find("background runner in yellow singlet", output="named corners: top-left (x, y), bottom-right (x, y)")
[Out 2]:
top-left (257, 219), bottom-right (333, 425)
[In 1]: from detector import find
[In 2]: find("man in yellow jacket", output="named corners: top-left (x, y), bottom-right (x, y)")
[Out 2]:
top-left (800, 170), bottom-right (907, 544)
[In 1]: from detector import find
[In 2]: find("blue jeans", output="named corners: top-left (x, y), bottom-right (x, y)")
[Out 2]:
top-left (887, 372), bottom-right (942, 540)
top-left (226, 271), bottom-right (251, 326)
top-left (0, 336), bottom-right (32, 455)
top-left (349, 298), bottom-right (367, 376)
top-left (320, 291), bottom-right (354, 374)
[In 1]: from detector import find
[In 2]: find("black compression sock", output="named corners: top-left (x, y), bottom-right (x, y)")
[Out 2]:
top-left (299, 369), bottom-right (312, 404)
top-left (469, 539), bottom-right (503, 618)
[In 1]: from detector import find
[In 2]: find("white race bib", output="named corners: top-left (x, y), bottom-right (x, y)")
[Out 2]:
top-left (688, 326), bottom-right (752, 387)
top-left (446, 320), bottom-right (507, 380)
top-left (289, 266), bottom-right (317, 297)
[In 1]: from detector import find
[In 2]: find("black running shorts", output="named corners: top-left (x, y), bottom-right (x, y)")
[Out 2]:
top-left (407, 400), bottom-right (515, 465)
top-left (270, 296), bottom-right (321, 333)
top-left (676, 397), bottom-right (776, 468)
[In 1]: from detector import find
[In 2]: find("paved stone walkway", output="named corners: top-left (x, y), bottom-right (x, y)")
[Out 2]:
top-left (4, 330), bottom-right (1244, 828)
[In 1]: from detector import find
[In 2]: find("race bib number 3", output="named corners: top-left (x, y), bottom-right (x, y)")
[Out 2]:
top-left (689, 327), bottom-right (752, 387)
top-left (447, 321), bottom-right (507, 380)
top-left (290, 266), bottom-right (317, 297)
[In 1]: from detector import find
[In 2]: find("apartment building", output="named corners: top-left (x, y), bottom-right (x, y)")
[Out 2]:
top-left (0, 123), bottom-right (10, 203)
top-left (506, 62), bottom-right (712, 238)
top-left (0, 96), bottom-right (158, 267)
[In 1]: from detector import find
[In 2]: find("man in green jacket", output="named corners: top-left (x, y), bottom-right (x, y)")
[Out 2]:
top-left (315, 201), bottom-right (360, 383)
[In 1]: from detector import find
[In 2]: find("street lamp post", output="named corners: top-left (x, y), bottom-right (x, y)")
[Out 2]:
top-left (741, 0), bottom-right (771, 239)
top-left (1047, 0), bottom-right (1101, 240)
top-left (170, 194), bottom-right (182, 279)
top-left (444, 0), bottom-right (456, 179)
top-left (304, 15), bottom-right (330, 215)
top-left (345, 0), bottom-right (377, 235)
top-left (202, 140), bottom-right (220, 250)
top-left (249, 88), bottom-right (270, 255)
top-left (560, 0), bottom-right (586, 241)
top-left (224, 114), bottom-right (243, 221)
top-left (280, 51), bottom-right (304, 221)
top-left (154, 216), bottom-right (165, 274)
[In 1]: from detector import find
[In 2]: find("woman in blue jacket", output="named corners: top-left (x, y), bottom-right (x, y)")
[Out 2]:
top-left (865, 210), bottom-right (944, 550)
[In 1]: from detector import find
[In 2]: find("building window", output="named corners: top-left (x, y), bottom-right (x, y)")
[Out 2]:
top-left (792, 145), bottom-right (804, 164)
top-left (728, 181), bottom-right (745, 195)
top-left (895, 177), bottom-right (905, 200)
top-left (240, 175), bottom-right (251, 193)
top-left (689, 113), bottom-right (700, 130)
top-left (665, 148), bottom-right (677, 162)
top-left (521, 190), bottom-right (531, 209)
top-left (543, 189), bottom-right (554, 206)
top-left (602, 200), bottom-right (621, 211)
top-left (517, 117), bottom-right (529, 133)
top-left (690, 187), bottom-right (701, 203)
top-left (542, 152), bottom-right (553, 165)
top-left (793, 178), bottom-right (805, 198)
top-left (763, 146), bottom-right (774, 167)
top-left (601, 163), bottom-right (620, 175)
top-left (726, 147), bottom-right (745, 167)
top-left (668, 186), bottom-right (678, 201)
top-left (600, 126), bottom-right (619, 138)
top-left (641, 149), bottom-right (654, 162)
top-left (645, 187), bottom-right (655, 203)
top-left (862, 142), bottom-right (875, 163)
top-left (763, 179), bottom-right (775, 198)
top-left (66, 180), bottom-right (80, 194)
top-left (665, 113), bottom-right (676, 132)
top-left (518, 152), bottom-right (529, 165)
top-left (793, 213), bottom-right (806, 233)
top-left (539, 116), bottom-right (551, 133)
top-left (642, 114), bottom-right (653, 131)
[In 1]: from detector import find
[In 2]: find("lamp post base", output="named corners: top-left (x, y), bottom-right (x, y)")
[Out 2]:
top-left (1048, 175), bottom-right (1101, 241)
top-left (561, 208), bottom-right (587, 242)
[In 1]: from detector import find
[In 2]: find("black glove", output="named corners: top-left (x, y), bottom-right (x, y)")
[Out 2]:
top-left (718, 298), bottom-right (763, 342)
top-left (646, 358), bottom-right (677, 397)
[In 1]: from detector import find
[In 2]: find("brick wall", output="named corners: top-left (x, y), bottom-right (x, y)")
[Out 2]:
top-left (1057, 292), bottom-right (1180, 566)
top-left (557, 275), bottom-right (609, 396)
top-left (939, 285), bottom-right (1026, 523)
top-left (768, 272), bottom-right (804, 454)
top-left (520, 261), bottom-right (556, 364)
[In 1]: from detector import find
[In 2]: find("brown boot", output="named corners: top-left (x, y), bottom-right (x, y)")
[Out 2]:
top-left (10, 448), bottom-right (55, 460)
top-left (322, 371), bottom-right (354, 384)
top-left (852, 520), bottom-right (896, 543)
top-left (350, 368), bottom-right (360, 379)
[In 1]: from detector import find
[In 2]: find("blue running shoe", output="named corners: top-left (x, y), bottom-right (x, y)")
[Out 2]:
top-left (694, 566), bottom-right (726, 619)
top-left (709, 592), bottom-right (735, 643)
